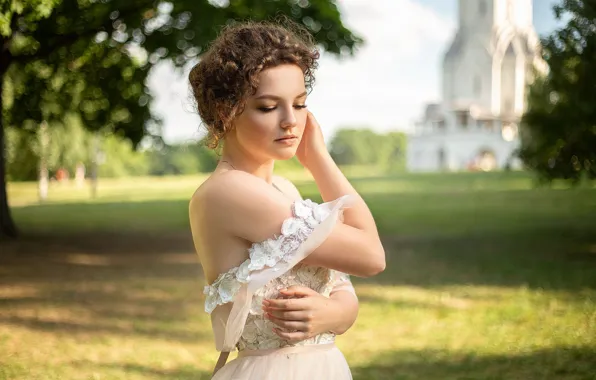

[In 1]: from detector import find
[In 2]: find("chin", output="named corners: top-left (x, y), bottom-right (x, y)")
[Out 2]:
top-left (272, 148), bottom-right (297, 161)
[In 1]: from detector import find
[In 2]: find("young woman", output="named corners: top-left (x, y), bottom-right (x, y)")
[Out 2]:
top-left (188, 20), bottom-right (385, 379)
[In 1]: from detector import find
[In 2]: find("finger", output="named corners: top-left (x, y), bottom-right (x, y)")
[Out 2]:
top-left (306, 111), bottom-right (318, 127)
top-left (264, 297), bottom-right (307, 311)
top-left (273, 328), bottom-right (310, 343)
top-left (279, 286), bottom-right (317, 298)
top-left (268, 318), bottom-right (309, 332)
top-left (266, 310), bottom-right (310, 322)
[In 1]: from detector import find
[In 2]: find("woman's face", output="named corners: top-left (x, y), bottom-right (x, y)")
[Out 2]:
top-left (231, 64), bottom-right (308, 161)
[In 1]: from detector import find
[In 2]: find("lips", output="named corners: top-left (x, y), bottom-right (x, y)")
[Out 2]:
top-left (275, 136), bottom-right (297, 141)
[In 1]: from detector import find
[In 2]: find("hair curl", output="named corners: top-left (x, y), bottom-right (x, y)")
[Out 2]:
top-left (189, 19), bottom-right (320, 149)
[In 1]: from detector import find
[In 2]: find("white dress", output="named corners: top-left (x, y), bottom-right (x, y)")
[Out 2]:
top-left (203, 195), bottom-right (356, 379)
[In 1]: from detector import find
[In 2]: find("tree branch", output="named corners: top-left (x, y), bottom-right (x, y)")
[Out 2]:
top-left (12, 0), bottom-right (155, 65)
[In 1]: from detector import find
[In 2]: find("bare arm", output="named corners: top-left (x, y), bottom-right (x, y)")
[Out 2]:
top-left (301, 152), bottom-right (385, 274)
top-left (295, 112), bottom-right (385, 275)
top-left (274, 172), bottom-right (385, 276)
top-left (207, 170), bottom-right (384, 277)
top-left (327, 289), bottom-right (359, 335)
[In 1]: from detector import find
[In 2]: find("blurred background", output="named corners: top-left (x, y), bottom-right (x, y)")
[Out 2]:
top-left (1, 0), bottom-right (595, 379)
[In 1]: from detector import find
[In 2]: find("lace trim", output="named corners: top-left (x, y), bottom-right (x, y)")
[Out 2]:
top-left (204, 199), bottom-right (330, 314)
top-left (334, 271), bottom-right (351, 284)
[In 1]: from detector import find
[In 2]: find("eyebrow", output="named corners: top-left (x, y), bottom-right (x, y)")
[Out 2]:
top-left (254, 91), bottom-right (307, 100)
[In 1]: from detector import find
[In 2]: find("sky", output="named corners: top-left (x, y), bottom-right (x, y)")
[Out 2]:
top-left (148, 0), bottom-right (563, 144)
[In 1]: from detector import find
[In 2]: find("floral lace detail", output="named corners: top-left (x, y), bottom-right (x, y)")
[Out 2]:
top-left (237, 263), bottom-right (340, 351)
top-left (321, 270), bottom-right (352, 296)
top-left (203, 199), bottom-right (329, 314)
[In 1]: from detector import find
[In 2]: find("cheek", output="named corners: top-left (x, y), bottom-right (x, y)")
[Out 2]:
top-left (237, 112), bottom-right (276, 143)
top-left (247, 112), bottom-right (275, 133)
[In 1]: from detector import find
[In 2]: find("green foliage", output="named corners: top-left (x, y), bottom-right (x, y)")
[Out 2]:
top-left (7, 120), bottom-right (308, 180)
top-left (145, 140), bottom-right (302, 177)
top-left (520, 0), bottom-right (596, 182)
top-left (96, 133), bottom-right (150, 178)
top-left (147, 140), bottom-right (217, 176)
top-left (0, 0), bottom-right (61, 37)
top-left (5, 114), bottom-right (90, 181)
top-left (1, 0), bottom-right (362, 236)
top-left (5, 115), bottom-right (150, 181)
top-left (5, 126), bottom-right (37, 181)
top-left (3, 0), bottom-right (361, 143)
top-left (329, 128), bottom-right (407, 171)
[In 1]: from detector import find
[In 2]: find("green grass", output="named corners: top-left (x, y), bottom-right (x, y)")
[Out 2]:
top-left (2, 171), bottom-right (596, 379)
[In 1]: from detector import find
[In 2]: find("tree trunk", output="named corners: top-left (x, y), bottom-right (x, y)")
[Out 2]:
top-left (0, 40), bottom-right (18, 239)
top-left (0, 122), bottom-right (18, 239)
top-left (38, 121), bottom-right (49, 202)
top-left (90, 132), bottom-right (99, 198)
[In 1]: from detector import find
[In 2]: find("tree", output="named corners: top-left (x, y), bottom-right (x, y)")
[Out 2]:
top-left (519, 0), bottom-right (596, 182)
top-left (329, 128), bottom-right (406, 169)
top-left (5, 114), bottom-right (90, 182)
top-left (147, 142), bottom-right (210, 176)
top-left (5, 116), bottom-right (155, 181)
top-left (96, 132), bottom-right (150, 178)
top-left (0, 0), bottom-right (362, 238)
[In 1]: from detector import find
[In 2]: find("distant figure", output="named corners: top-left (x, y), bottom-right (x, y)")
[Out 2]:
top-left (75, 162), bottom-right (86, 188)
top-left (55, 168), bottom-right (69, 182)
top-left (187, 20), bottom-right (385, 379)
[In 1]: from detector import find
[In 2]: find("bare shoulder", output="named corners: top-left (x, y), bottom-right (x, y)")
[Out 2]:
top-left (191, 171), bottom-right (257, 221)
top-left (190, 171), bottom-right (294, 242)
top-left (193, 170), bottom-right (281, 209)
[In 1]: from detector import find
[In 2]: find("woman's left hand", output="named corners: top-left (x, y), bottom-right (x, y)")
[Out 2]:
top-left (262, 286), bottom-right (340, 343)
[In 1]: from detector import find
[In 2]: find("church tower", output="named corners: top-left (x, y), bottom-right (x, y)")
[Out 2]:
top-left (442, 0), bottom-right (541, 119)
top-left (406, 0), bottom-right (544, 173)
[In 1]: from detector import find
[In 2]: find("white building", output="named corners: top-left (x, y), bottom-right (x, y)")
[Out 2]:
top-left (407, 0), bottom-right (545, 172)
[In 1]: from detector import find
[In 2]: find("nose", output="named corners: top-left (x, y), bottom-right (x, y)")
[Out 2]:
top-left (280, 105), bottom-right (297, 130)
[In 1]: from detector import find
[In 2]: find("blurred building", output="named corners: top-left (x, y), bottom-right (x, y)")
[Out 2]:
top-left (407, 0), bottom-right (546, 172)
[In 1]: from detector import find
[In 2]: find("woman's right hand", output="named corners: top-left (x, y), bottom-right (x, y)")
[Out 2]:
top-left (263, 285), bottom-right (358, 343)
top-left (296, 111), bottom-right (330, 170)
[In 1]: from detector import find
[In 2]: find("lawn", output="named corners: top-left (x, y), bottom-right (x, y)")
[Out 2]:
top-left (1, 171), bottom-right (595, 380)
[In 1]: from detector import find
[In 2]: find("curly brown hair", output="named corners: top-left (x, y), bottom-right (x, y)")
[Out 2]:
top-left (189, 19), bottom-right (320, 149)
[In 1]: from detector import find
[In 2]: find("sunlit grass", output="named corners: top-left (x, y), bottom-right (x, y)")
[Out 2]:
top-left (2, 170), bottom-right (596, 379)
top-left (6, 175), bottom-right (210, 207)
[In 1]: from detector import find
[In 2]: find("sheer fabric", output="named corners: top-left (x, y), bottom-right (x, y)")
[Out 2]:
top-left (203, 195), bottom-right (356, 379)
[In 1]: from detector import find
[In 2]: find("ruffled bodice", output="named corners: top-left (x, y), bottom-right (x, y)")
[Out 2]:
top-left (203, 195), bottom-right (355, 352)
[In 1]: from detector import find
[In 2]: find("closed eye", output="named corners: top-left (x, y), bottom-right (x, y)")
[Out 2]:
top-left (258, 105), bottom-right (308, 113)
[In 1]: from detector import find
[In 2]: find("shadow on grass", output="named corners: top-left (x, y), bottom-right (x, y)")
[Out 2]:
top-left (4, 187), bottom-right (596, 293)
top-left (3, 178), bottom-right (595, 378)
top-left (351, 346), bottom-right (596, 380)
top-left (0, 241), bottom-right (211, 344)
top-left (1, 226), bottom-right (594, 351)
top-left (356, 227), bottom-right (596, 293)
top-left (70, 361), bottom-right (211, 380)
top-left (0, 314), bottom-right (211, 343)
top-left (2, 187), bottom-right (595, 343)
top-left (65, 345), bottom-right (596, 380)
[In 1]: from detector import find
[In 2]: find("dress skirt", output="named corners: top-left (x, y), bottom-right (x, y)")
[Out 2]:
top-left (212, 343), bottom-right (352, 380)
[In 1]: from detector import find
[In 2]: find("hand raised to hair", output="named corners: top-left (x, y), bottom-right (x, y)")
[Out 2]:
top-left (296, 112), bottom-right (329, 170)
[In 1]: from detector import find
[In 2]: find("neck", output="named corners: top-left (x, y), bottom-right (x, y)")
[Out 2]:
top-left (220, 139), bottom-right (275, 184)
